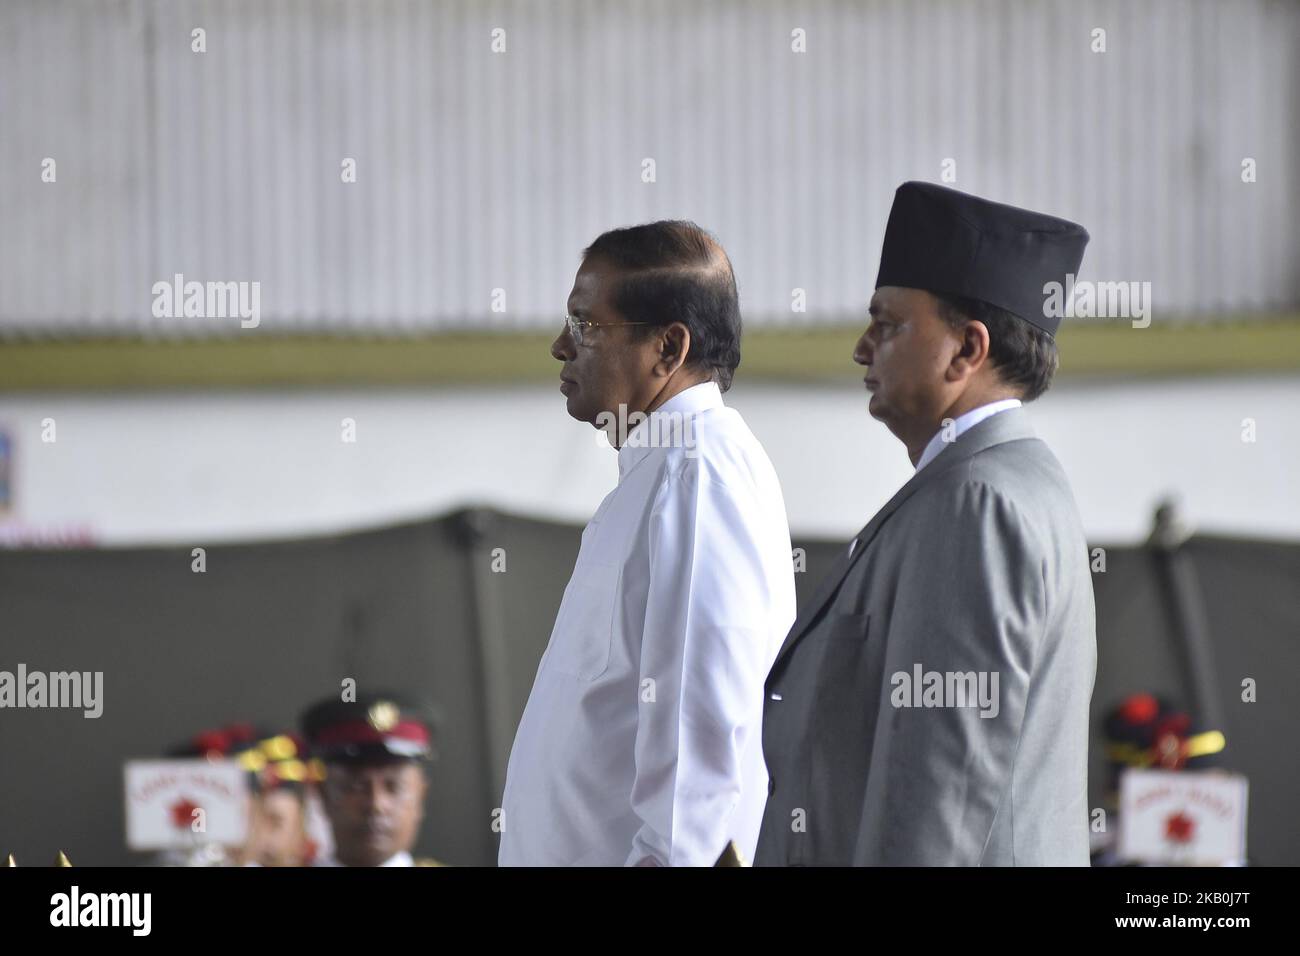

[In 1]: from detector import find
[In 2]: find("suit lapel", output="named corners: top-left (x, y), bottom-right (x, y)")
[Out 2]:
top-left (771, 407), bottom-right (1039, 671)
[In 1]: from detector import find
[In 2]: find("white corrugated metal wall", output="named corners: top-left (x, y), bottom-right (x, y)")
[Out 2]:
top-left (0, 0), bottom-right (1296, 336)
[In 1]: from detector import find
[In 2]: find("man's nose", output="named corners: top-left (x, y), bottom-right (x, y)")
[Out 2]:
top-left (361, 781), bottom-right (391, 811)
top-left (551, 326), bottom-right (575, 361)
top-left (853, 329), bottom-right (873, 367)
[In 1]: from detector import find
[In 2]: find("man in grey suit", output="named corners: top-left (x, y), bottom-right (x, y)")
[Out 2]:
top-left (754, 182), bottom-right (1096, 866)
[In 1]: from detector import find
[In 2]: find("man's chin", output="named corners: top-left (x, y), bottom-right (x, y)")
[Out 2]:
top-left (565, 395), bottom-right (605, 429)
top-left (351, 825), bottom-right (399, 853)
top-left (866, 397), bottom-right (905, 442)
top-left (345, 842), bottom-right (398, 866)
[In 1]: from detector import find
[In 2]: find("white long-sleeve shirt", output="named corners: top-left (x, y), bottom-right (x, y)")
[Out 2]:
top-left (498, 381), bottom-right (797, 866)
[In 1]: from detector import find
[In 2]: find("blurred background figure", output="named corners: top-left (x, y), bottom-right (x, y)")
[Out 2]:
top-left (156, 723), bottom-right (324, 867)
top-left (302, 695), bottom-right (442, 867)
top-left (230, 731), bottom-right (321, 867)
top-left (1092, 693), bottom-right (1232, 866)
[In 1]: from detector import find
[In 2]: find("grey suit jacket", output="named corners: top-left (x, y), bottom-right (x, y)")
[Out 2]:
top-left (754, 407), bottom-right (1096, 866)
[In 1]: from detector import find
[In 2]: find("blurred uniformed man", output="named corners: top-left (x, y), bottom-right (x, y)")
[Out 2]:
top-left (164, 722), bottom-right (316, 867)
top-left (301, 694), bottom-right (443, 867)
top-left (231, 731), bottom-right (319, 867)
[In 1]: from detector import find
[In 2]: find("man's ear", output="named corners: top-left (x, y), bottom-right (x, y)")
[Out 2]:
top-left (948, 318), bottom-right (991, 382)
top-left (655, 322), bottom-right (692, 378)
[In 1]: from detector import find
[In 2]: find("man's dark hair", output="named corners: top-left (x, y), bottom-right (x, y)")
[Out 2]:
top-left (935, 294), bottom-right (1059, 402)
top-left (583, 221), bottom-right (742, 392)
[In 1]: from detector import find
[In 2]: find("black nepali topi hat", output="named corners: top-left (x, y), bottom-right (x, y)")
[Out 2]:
top-left (875, 181), bottom-right (1089, 336)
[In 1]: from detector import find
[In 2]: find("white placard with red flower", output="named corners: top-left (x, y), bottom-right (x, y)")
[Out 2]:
top-left (1118, 768), bottom-right (1248, 865)
top-left (124, 759), bottom-right (249, 851)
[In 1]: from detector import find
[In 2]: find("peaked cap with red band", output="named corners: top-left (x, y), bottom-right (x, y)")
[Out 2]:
top-left (300, 694), bottom-right (435, 763)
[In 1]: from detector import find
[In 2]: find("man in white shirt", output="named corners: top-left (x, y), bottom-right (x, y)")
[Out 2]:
top-left (499, 221), bottom-right (797, 867)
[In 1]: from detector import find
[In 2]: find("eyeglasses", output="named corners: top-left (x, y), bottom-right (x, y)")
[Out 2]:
top-left (564, 313), bottom-right (654, 347)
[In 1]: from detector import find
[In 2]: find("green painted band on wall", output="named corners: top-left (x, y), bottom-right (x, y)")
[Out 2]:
top-left (1, 317), bottom-right (1298, 391)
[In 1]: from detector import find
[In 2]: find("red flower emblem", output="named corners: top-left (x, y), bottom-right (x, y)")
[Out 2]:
top-left (1164, 810), bottom-right (1195, 844)
top-left (170, 797), bottom-right (200, 829)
